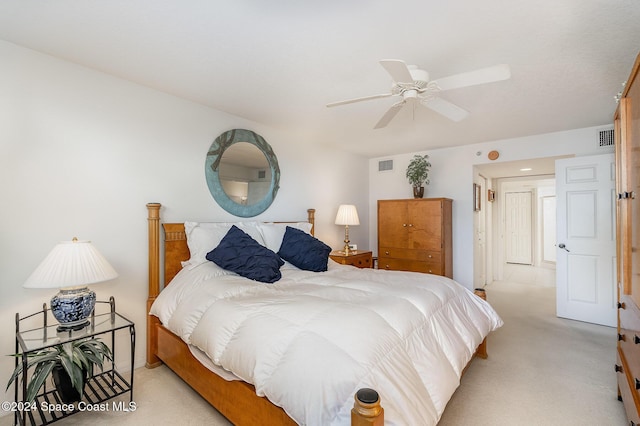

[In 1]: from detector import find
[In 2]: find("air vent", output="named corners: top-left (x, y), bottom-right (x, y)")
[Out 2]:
top-left (378, 159), bottom-right (393, 172)
top-left (258, 170), bottom-right (266, 179)
top-left (598, 127), bottom-right (614, 149)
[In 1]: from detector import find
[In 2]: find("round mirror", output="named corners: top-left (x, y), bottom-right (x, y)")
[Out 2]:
top-left (205, 129), bottom-right (280, 217)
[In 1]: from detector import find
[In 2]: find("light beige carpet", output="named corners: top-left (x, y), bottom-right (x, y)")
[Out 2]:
top-left (1, 271), bottom-right (627, 425)
top-left (439, 278), bottom-right (625, 426)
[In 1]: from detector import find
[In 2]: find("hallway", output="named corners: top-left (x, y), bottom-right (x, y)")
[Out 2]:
top-left (503, 262), bottom-right (556, 287)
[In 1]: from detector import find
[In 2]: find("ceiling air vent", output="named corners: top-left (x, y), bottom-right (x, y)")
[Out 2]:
top-left (258, 170), bottom-right (266, 179)
top-left (378, 159), bottom-right (393, 172)
top-left (598, 127), bottom-right (614, 149)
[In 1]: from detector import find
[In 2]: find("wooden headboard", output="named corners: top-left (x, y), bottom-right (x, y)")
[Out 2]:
top-left (146, 203), bottom-right (317, 289)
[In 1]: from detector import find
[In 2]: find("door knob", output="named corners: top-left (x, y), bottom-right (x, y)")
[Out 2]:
top-left (558, 243), bottom-right (570, 252)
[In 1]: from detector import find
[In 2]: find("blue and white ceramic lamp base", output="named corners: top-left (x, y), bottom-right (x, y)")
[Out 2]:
top-left (50, 287), bottom-right (96, 331)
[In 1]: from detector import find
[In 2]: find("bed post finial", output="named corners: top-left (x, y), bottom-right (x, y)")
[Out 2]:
top-left (351, 388), bottom-right (384, 426)
top-left (307, 208), bottom-right (316, 236)
top-left (146, 203), bottom-right (162, 368)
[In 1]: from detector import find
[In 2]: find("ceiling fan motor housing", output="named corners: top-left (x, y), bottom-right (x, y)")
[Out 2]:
top-left (409, 68), bottom-right (429, 88)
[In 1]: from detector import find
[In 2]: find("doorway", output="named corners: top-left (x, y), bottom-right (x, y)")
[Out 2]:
top-left (474, 153), bottom-right (616, 327)
top-left (497, 177), bottom-right (557, 280)
top-left (474, 156), bottom-right (563, 287)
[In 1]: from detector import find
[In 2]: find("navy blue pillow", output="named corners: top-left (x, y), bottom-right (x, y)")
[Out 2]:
top-left (278, 226), bottom-right (331, 272)
top-left (206, 225), bottom-right (284, 283)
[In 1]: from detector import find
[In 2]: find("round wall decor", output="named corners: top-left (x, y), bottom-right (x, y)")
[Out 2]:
top-left (205, 129), bottom-right (280, 217)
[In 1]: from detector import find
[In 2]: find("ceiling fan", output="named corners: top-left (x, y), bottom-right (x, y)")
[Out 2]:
top-left (327, 60), bottom-right (511, 129)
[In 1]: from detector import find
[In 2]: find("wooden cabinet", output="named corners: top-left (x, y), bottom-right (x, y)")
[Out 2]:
top-left (377, 198), bottom-right (452, 277)
top-left (615, 52), bottom-right (640, 423)
top-left (329, 250), bottom-right (373, 269)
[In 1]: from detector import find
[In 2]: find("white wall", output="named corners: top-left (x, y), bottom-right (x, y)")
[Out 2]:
top-left (369, 127), bottom-right (612, 289)
top-left (0, 40), bottom-right (369, 408)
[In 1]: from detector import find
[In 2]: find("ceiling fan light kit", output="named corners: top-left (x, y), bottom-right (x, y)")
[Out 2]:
top-left (327, 59), bottom-right (511, 129)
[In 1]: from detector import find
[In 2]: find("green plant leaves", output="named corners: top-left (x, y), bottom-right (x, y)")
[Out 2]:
top-left (26, 361), bottom-right (56, 403)
top-left (6, 338), bottom-right (113, 403)
top-left (406, 154), bottom-right (431, 187)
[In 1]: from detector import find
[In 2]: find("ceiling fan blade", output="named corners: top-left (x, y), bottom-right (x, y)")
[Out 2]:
top-left (432, 64), bottom-right (511, 91)
top-left (379, 59), bottom-right (414, 83)
top-left (326, 93), bottom-right (392, 108)
top-left (422, 97), bottom-right (469, 122)
top-left (374, 101), bottom-right (405, 129)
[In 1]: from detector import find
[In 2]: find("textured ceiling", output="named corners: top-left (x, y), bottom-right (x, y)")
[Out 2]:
top-left (1, 0), bottom-right (639, 158)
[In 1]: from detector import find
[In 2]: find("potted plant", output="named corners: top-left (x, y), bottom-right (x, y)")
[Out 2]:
top-left (7, 338), bottom-right (112, 404)
top-left (406, 154), bottom-right (431, 198)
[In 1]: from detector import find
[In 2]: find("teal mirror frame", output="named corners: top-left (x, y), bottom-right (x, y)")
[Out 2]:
top-left (205, 129), bottom-right (280, 217)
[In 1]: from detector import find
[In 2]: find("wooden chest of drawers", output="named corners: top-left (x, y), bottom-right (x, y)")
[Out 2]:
top-left (377, 198), bottom-right (452, 277)
top-left (616, 296), bottom-right (640, 423)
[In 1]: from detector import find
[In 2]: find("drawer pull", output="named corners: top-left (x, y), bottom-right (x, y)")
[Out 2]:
top-left (618, 302), bottom-right (626, 309)
top-left (618, 333), bottom-right (626, 342)
top-left (385, 265), bottom-right (390, 270)
top-left (385, 251), bottom-right (389, 255)
top-left (402, 224), bottom-right (407, 227)
top-left (615, 364), bottom-right (623, 373)
top-left (428, 254), bottom-right (432, 258)
top-left (635, 335), bottom-right (640, 345)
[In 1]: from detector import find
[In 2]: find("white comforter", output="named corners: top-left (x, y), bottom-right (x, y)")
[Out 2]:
top-left (150, 261), bottom-right (503, 426)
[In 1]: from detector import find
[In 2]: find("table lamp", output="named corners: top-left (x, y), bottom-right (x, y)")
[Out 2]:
top-left (335, 204), bottom-right (360, 255)
top-left (23, 238), bottom-right (118, 331)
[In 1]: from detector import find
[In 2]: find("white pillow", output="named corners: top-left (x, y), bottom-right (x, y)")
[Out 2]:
top-left (183, 221), bottom-right (266, 269)
top-left (257, 222), bottom-right (313, 252)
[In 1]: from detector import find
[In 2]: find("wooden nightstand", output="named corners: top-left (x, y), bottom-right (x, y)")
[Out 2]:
top-left (329, 250), bottom-right (373, 269)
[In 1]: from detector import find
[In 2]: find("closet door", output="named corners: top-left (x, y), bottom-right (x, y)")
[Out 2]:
top-left (378, 200), bottom-right (408, 249)
top-left (616, 98), bottom-right (631, 302)
top-left (407, 199), bottom-right (442, 251)
top-left (504, 191), bottom-right (533, 265)
top-left (628, 79), bottom-right (640, 305)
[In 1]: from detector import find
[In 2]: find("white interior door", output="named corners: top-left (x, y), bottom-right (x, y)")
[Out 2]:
top-left (474, 176), bottom-right (487, 288)
top-left (556, 154), bottom-right (616, 327)
top-left (505, 191), bottom-right (533, 264)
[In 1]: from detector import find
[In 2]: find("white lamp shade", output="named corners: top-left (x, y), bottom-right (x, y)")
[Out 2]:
top-left (23, 239), bottom-right (118, 289)
top-left (335, 205), bottom-right (360, 226)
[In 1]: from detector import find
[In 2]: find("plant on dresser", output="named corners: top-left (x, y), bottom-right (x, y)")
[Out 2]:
top-left (406, 155), bottom-right (431, 199)
top-left (377, 198), bottom-right (452, 277)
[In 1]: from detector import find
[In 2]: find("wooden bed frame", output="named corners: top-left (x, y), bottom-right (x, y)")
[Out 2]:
top-left (145, 202), bottom-right (487, 425)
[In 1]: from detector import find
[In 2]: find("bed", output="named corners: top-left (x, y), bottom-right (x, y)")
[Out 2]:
top-left (145, 203), bottom-right (503, 425)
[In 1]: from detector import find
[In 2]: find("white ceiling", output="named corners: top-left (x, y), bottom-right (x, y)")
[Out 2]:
top-left (475, 156), bottom-right (569, 179)
top-left (1, 0), bottom-right (639, 158)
